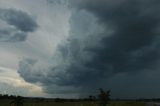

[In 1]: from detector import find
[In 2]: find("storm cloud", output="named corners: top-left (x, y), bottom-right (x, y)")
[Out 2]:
top-left (0, 8), bottom-right (37, 42)
top-left (18, 0), bottom-right (160, 97)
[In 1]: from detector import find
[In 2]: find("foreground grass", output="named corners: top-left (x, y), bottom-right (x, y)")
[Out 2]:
top-left (0, 99), bottom-right (146, 106)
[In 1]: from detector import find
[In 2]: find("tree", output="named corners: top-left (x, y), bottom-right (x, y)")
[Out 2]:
top-left (88, 95), bottom-right (96, 101)
top-left (98, 88), bottom-right (110, 106)
top-left (10, 96), bottom-right (24, 106)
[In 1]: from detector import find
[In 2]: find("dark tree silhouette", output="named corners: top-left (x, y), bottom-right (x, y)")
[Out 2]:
top-left (88, 95), bottom-right (96, 101)
top-left (98, 88), bottom-right (110, 106)
top-left (10, 96), bottom-right (24, 106)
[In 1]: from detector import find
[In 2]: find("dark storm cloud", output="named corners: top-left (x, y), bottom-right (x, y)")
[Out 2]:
top-left (0, 9), bottom-right (37, 32)
top-left (18, 0), bottom-right (160, 97)
top-left (59, 0), bottom-right (160, 81)
top-left (53, 0), bottom-right (160, 86)
top-left (0, 8), bottom-right (38, 42)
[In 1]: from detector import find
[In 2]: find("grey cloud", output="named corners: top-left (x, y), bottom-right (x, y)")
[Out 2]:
top-left (0, 28), bottom-right (27, 42)
top-left (0, 8), bottom-right (38, 42)
top-left (47, 0), bottom-right (68, 5)
top-left (18, 59), bottom-right (42, 83)
top-left (104, 70), bottom-right (160, 99)
top-left (0, 9), bottom-right (37, 32)
top-left (18, 0), bottom-right (160, 97)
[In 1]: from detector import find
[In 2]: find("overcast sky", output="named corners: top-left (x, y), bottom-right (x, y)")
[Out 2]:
top-left (0, 0), bottom-right (160, 99)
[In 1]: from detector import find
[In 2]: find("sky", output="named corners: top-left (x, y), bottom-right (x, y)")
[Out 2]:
top-left (0, 0), bottom-right (160, 99)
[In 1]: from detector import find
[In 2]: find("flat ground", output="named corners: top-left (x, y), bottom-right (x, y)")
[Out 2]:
top-left (146, 102), bottom-right (160, 106)
top-left (0, 99), bottom-right (146, 106)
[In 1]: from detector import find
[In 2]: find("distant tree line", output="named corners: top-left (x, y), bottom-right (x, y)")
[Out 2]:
top-left (54, 88), bottom-right (111, 106)
top-left (0, 94), bottom-right (18, 99)
top-left (1, 89), bottom-right (159, 104)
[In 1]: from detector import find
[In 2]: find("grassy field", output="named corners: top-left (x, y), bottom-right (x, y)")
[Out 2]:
top-left (0, 99), bottom-right (146, 106)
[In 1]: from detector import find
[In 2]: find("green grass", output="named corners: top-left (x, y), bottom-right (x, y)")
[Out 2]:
top-left (0, 99), bottom-right (146, 106)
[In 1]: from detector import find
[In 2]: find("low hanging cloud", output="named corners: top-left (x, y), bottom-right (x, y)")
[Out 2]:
top-left (0, 8), bottom-right (37, 42)
top-left (18, 0), bottom-right (160, 97)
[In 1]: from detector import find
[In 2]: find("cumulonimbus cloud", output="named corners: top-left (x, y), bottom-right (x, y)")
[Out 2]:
top-left (0, 8), bottom-right (38, 42)
top-left (18, 0), bottom-right (160, 97)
